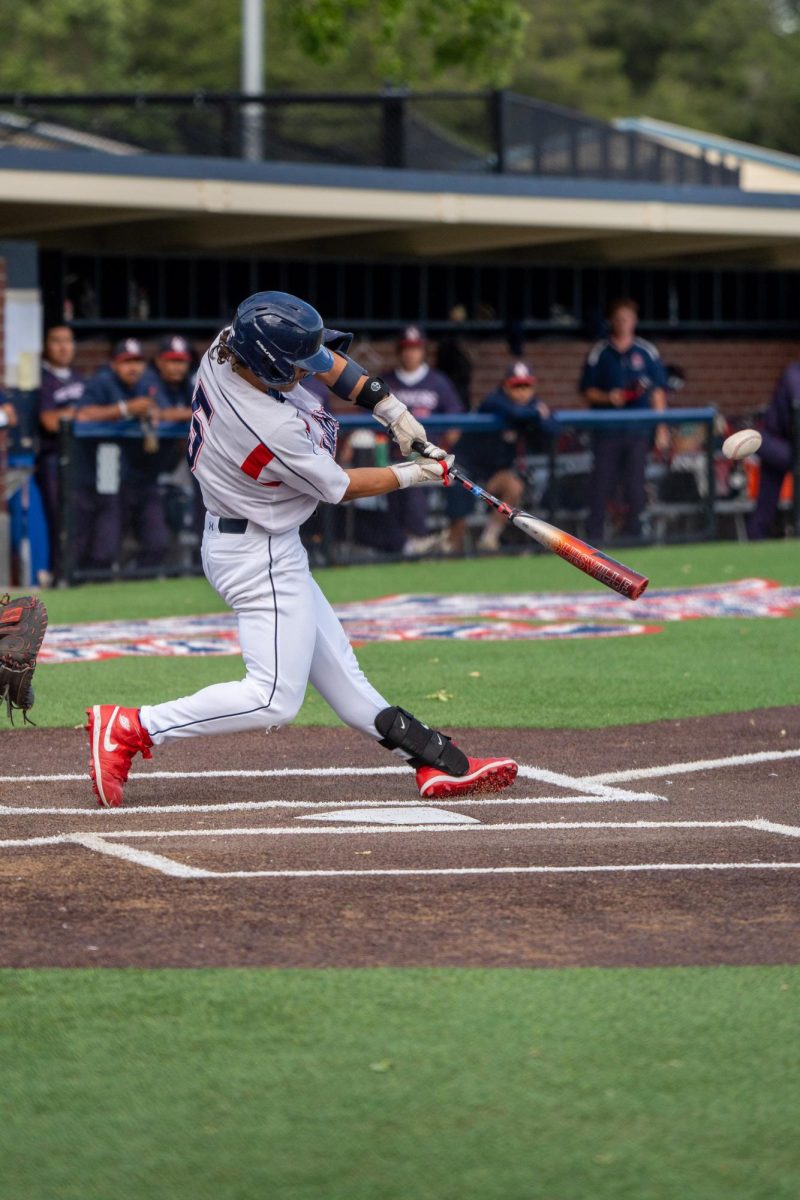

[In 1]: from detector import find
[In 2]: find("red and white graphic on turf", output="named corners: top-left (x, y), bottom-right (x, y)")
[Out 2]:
top-left (40, 580), bottom-right (800, 665)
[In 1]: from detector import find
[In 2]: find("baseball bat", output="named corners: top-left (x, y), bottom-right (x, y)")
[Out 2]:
top-left (412, 440), bottom-right (648, 601)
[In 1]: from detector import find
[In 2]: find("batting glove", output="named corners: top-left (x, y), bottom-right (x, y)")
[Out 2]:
top-left (389, 454), bottom-right (455, 489)
top-left (372, 394), bottom-right (447, 459)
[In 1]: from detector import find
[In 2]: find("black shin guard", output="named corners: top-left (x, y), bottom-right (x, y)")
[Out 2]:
top-left (374, 706), bottom-right (468, 776)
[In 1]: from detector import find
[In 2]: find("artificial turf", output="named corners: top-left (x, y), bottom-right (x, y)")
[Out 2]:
top-left (2, 966), bottom-right (799, 1200)
top-left (32, 540), bottom-right (800, 729)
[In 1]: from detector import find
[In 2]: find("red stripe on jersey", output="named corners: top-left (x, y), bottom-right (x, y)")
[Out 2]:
top-left (240, 443), bottom-right (275, 480)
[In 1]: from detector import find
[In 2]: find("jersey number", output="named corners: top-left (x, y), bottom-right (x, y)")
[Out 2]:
top-left (187, 383), bottom-right (214, 473)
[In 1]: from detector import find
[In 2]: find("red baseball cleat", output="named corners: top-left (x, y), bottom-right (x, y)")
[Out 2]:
top-left (416, 756), bottom-right (518, 799)
top-left (87, 704), bottom-right (153, 807)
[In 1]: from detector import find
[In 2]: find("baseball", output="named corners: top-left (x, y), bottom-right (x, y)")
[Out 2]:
top-left (722, 429), bottom-right (762, 460)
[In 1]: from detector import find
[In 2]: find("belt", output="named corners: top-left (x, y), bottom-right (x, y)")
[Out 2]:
top-left (217, 517), bottom-right (249, 534)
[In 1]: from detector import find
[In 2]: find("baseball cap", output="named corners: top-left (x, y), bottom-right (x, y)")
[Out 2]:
top-left (398, 325), bottom-right (427, 348)
top-left (504, 361), bottom-right (536, 386)
top-left (112, 338), bottom-right (145, 362)
top-left (157, 335), bottom-right (192, 361)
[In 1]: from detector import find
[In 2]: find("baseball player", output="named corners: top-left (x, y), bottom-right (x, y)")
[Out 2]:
top-left (37, 326), bottom-right (85, 578)
top-left (87, 292), bottom-right (518, 807)
top-left (580, 298), bottom-right (669, 543)
top-left (123, 336), bottom-right (197, 569)
top-left (75, 339), bottom-right (157, 572)
top-left (384, 325), bottom-right (464, 555)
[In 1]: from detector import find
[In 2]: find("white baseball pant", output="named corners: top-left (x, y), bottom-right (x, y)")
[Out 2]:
top-left (139, 519), bottom-right (390, 745)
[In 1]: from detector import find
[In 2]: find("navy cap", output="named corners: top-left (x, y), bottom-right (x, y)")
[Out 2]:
top-left (112, 338), bottom-right (145, 362)
top-left (504, 361), bottom-right (536, 386)
top-left (157, 335), bottom-right (192, 361)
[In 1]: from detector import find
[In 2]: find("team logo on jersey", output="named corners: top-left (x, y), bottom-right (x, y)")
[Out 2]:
top-left (631, 352), bottom-right (645, 370)
top-left (309, 407), bottom-right (339, 457)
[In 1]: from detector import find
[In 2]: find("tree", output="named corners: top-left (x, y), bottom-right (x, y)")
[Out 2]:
top-left (284, 0), bottom-right (529, 86)
top-left (3, 0), bottom-right (800, 156)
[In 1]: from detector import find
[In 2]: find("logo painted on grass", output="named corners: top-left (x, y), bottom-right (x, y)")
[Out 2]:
top-left (37, 579), bottom-right (800, 665)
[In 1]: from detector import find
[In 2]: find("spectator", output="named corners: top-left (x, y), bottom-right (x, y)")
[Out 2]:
top-left (448, 361), bottom-right (552, 553)
top-left (36, 325), bottom-right (85, 576)
top-left (383, 325), bottom-right (463, 554)
top-left (748, 360), bottom-right (798, 539)
top-left (580, 298), bottom-right (669, 543)
top-left (142, 335), bottom-right (195, 422)
top-left (126, 334), bottom-right (197, 561)
top-left (1, 390), bottom-right (51, 586)
top-left (74, 339), bottom-right (155, 573)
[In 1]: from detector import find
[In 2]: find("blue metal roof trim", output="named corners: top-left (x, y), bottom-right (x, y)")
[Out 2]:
top-left (1, 146), bottom-right (800, 209)
top-left (615, 118), bottom-right (800, 174)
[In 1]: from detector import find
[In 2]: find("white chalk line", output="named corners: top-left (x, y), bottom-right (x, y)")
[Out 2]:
top-left (0, 765), bottom-right (410, 784)
top-left (70, 833), bottom-right (207, 879)
top-left (0, 762), bottom-right (662, 803)
top-left (66, 839), bottom-right (800, 879)
top-left (2, 746), bottom-right (796, 794)
top-left (518, 765), bottom-right (662, 803)
top-left (585, 746), bottom-right (800, 785)
top-left (0, 793), bottom-right (662, 817)
top-left (2, 818), bottom-right (797, 851)
top-left (748, 819), bottom-right (800, 839)
top-left (9, 830), bottom-right (799, 880)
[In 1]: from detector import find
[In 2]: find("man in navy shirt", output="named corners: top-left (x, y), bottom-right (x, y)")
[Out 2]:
top-left (383, 325), bottom-right (463, 554)
top-left (125, 334), bottom-right (196, 564)
top-left (140, 335), bottom-right (194, 422)
top-left (449, 361), bottom-right (552, 552)
top-left (75, 339), bottom-right (156, 572)
top-left (748, 359), bottom-right (798, 538)
top-left (36, 326), bottom-right (86, 576)
top-left (580, 298), bottom-right (669, 543)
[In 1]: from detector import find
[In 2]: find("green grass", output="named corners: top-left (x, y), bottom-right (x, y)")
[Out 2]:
top-left (2, 966), bottom-right (799, 1200)
top-left (34, 541), bottom-right (799, 728)
top-left (9, 540), bottom-right (800, 1200)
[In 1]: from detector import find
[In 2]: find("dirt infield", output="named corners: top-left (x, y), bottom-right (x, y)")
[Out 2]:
top-left (1, 707), bottom-right (799, 968)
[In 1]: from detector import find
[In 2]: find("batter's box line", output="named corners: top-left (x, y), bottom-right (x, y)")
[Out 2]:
top-left (0, 795), bottom-right (664, 817)
top-left (0, 762), bottom-right (664, 816)
top-left (3, 818), bottom-right (799, 879)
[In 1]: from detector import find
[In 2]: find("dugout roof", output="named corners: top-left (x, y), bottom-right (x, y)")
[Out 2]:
top-left (1, 148), bottom-right (799, 267)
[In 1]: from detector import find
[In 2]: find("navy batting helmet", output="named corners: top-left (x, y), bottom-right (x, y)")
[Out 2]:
top-left (227, 291), bottom-right (336, 387)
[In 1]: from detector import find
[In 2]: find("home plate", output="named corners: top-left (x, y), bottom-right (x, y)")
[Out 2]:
top-left (296, 806), bottom-right (481, 825)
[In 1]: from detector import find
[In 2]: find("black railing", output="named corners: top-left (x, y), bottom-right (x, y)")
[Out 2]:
top-left (0, 89), bottom-right (740, 186)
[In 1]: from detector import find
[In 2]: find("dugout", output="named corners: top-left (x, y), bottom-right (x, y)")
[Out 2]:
top-left (0, 91), bottom-right (800, 411)
top-left (1, 91), bottom-right (799, 580)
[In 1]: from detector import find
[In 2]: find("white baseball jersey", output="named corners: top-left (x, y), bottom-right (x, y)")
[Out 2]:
top-left (189, 334), bottom-right (349, 534)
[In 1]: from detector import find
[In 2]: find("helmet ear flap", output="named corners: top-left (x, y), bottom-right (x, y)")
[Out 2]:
top-left (323, 327), bottom-right (354, 355)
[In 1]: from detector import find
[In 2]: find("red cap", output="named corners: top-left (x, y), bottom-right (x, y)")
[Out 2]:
top-left (398, 325), bottom-right (426, 348)
top-left (157, 335), bottom-right (192, 361)
top-left (504, 361), bottom-right (535, 386)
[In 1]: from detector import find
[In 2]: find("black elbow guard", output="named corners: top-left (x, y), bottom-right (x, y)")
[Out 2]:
top-left (375, 706), bottom-right (469, 776)
top-left (328, 357), bottom-right (390, 408)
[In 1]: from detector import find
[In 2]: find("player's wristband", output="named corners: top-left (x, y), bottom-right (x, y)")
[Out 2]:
top-left (118, 400), bottom-right (129, 419)
top-left (354, 376), bottom-right (391, 412)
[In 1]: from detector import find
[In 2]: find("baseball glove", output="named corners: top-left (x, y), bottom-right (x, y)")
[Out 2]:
top-left (0, 593), bottom-right (48, 723)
